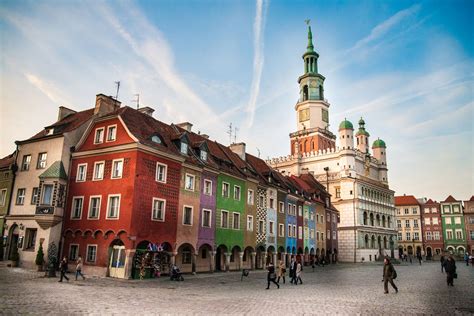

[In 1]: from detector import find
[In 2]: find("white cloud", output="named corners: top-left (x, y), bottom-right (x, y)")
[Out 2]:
top-left (24, 73), bottom-right (72, 107)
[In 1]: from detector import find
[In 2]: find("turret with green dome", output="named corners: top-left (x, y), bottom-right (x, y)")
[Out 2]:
top-left (355, 117), bottom-right (370, 137)
top-left (372, 138), bottom-right (386, 148)
top-left (339, 118), bottom-right (354, 131)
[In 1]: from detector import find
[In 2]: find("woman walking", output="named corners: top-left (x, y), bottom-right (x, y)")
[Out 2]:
top-left (266, 262), bottom-right (279, 289)
top-left (295, 260), bottom-right (303, 285)
top-left (277, 260), bottom-right (286, 284)
top-left (75, 255), bottom-right (86, 281)
top-left (445, 256), bottom-right (456, 286)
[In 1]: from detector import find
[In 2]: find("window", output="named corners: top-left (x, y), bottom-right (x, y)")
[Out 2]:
top-left (182, 247), bottom-right (192, 264)
top-left (405, 220), bottom-right (410, 228)
top-left (221, 211), bottom-right (229, 228)
top-left (24, 228), bottom-right (37, 250)
top-left (107, 195), bottom-right (120, 219)
top-left (71, 197), bottom-right (83, 219)
top-left (155, 163), bottom-right (167, 183)
top-left (16, 188), bottom-right (26, 205)
top-left (404, 208), bottom-right (409, 214)
top-left (180, 142), bottom-right (188, 154)
top-left (412, 207), bottom-right (418, 215)
top-left (278, 224), bottom-right (284, 237)
top-left (202, 209), bottom-right (211, 228)
top-left (0, 189), bottom-right (7, 206)
top-left (37, 152), bottom-right (47, 169)
top-left (445, 217), bottom-right (452, 225)
top-left (454, 217), bottom-right (461, 224)
top-left (76, 164), bottom-right (87, 182)
top-left (200, 150), bottom-right (208, 161)
top-left (443, 205), bottom-right (450, 213)
top-left (106, 125), bottom-right (117, 141)
top-left (88, 196), bottom-right (101, 219)
top-left (413, 219), bottom-right (418, 228)
top-left (397, 233), bottom-right (402, 241)
top-left (321, 214), bottom-right (324, 223)
top-left (93, 161), bottom-right (104, 180)
top-left (455, 230), bottom-right (463, 240)
top-left (203, 180), bottom-right (212, 195)
top-left (298, 206), bottom-right (302, 216)
top-left (335, 187), bottom-right (341, 198)
top-left (41, 184), bottom-right (53, 205)
top-left (183, 206), bottom-right (193, 225)
top-left (259, 220), bottom-right (264, 234)
top-left (397, 220), bottom-right (401, 228)
top-left (21, 155), bottom-right (31, 171)
top-left (434, 231), bottom-right (440, 240)
top-left (426, 231), bottom-right (432, 240)
top-left (111, 159), bottom-right (123, 179)
top-left (86, 245), bottom-right (97, 263)
top-left (269, 221), bottom-right (275, 235)
top-left (414, 232), bottom-right (419, 241)
top-left (321, 232), bottom-right (324, 241)
top-left (310, 229), bottom-right (314, 239)
top-left (406, 232), bottom-right (411, 240)
top-left (333, 230), bottom-right (337, 239)
top-left (396, 208), bottom-right (400, 215)
top-left (94, 128), bottom-right (104, 144)
top-left (292, 225), bottom-right (296, 238)
top-left (278, 201), bottom-right (284, 213)
top-left (433, 217), bottom-right (439, 225)
top-left (247, 215), bottom-right (253, 231)
top-left (424, 208), bottom-right (430, 214)
top-left (292, 205), bottom-right (297, 216)
top-left (470, 230), bottom-right (474, 241)
top-left (69, 244), bottom-right (79, 261)
top-left (222, 182), bottom-right (230, 198)
top-left (425, 218), bottom-right (431, 226)
top-left (453, 205), bottom-right (460, 213)
top-left (287, 224), bottom-right (292, 237)
top-left (432, 207), bottom-right (437, 213)
top-left (234, 186), bottom-right (241, 200)
top-left (317, 231), bottom-right (320, 241)
top-left (298, 226), bottom-right (302, 239)
top-left (327, 214), bottom-right (331, 222)
top-left (185, 174), bottom-right (195, 191)
top-left (469, 216), bottom-right (474, 225)
top-left (247, 189), bottom-right (254, 205)
top-left (30, 187), bottom-right (39, 205)
top-left (446, 230), bottom-right (453, 239)
top-left (152, 198), bottom-right (165, 221)
top-left (232, 213), bottom-right (240, 230)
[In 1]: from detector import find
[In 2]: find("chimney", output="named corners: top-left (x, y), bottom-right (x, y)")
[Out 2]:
top-left (58, 106), bottom-right (76, 121)
top-left (94, 94), bottom-right (121, 116)
top-left (177, 122), bottom-right (193, 132)
top-left (138, 106), bottom-right (155, 117)
top-left (229, 142), bottom-right (246, 161)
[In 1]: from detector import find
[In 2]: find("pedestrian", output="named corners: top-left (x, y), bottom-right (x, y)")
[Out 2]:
top-left (290, 257), bottom-right (297, 284)
top-left (409, 254), bottom-right (412, 264)
top-left (295, 260), bottom-right (303, 285)
top-left (445, 256), bottom-right (456, 287)
top-left (440, 255), bottom-right (445, 273)
top-left (58, 256), bottom-right (69, 282)
top-left (311, 258), bottom-right (315, 272)
top-left (464, 252), bottom-right (469, 266)
top-left (75, 255), bottom-right (86, 281)
top-left (382, 256), bottom-right (398, 294)
top-left (417, 252), bottom-right (422, 265)
top-left (277, 260), bottom-right (286, 284)
top-left (266, 262), bottom-right (279, 289)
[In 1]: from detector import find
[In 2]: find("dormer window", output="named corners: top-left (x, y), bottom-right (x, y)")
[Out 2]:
top-left (180, 142), bottom-right (188, 154)
top-left (46, 128), bottom-right (54, 135)
top-left (151, 135), bottom-right (162, 144)
top-left (200, 150), bottom-right (208, 161)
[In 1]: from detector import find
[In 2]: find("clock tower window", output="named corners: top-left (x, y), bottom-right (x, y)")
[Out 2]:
top-left (303, 85), bottom-right (308, 101)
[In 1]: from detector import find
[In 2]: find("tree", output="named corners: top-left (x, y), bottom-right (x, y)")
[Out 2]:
top-left (35, 242), bottom-right (44, 270)
top-left (47, 242), bottom-right (58, 277)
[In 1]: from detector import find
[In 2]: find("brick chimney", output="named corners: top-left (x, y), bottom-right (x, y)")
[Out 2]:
top-left (57, 106), bottom-right (76, 121)
top-left (229, 142), bottom-right (246, 161)
top-left (94, 94), bottom-right (121, 116)
top-left (177, 122), bottom-right (193, 132)
top-left (138, 106), bottom-right (155, 117)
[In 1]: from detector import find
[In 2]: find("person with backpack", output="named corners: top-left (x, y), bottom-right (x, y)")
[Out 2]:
top-left (382, 256), bottom-right (398, 294)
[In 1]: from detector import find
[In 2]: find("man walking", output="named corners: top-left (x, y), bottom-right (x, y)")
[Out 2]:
top-left (445, 256), bottom-right (456, 287)
top-left (382, 256), bottom-right (398, 294)
top-left (265, 262), bottom-right (279, 290)
top-left (289, 257), bottom-right (297, 284)
top-left (440, 254), bottom-right (445, 273)
top-left (58, 256), bottom-right (69, 282)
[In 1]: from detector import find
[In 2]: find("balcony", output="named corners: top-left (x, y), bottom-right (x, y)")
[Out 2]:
top-left (35, 205), bottom-right (62, 229)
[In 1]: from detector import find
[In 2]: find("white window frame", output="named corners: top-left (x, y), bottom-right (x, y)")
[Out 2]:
top-left (232, 212), bottom-right (240, 230)
top-left (446, 230), bottom-right (453, 239)
top-left (202, 209), bottom-right (212, 228)
top-left (234, 185), bottom-right (241, 200)
top-left (155, 162), bottom-right (167, 183)
top-left (434, 231), bottom-right (440, 240)
top-left (0, 188), bottom-right (7, 206)
top-left (327, 229), bottom-right (330, 239)
top-left (41, 184), bottom-right (54, 205)
top-left (76, 163), bottom-right (87, 182)
top-left (87, 195), bottom-right (101, 220)
top-left (203, 179), bottom-right (212, 196)
top-left (94, 127), bottom-right (105, 144)
top-left (71, 196), bottom-right (84, 220)
top-left (93, 161), bottom-right (105, 181)
top-left (298, 226), bottom-right (302, 240)
top-left (298, 206), bottom-right (302, 216)
top-left (278, 202), bottom-right (284, 213)
top-left (258, 220), bottom-right (265, 234)
top-left (182, 205), bottom-right (193, 226)
top-left (221, 210), bottom-right (229, 228)
top-left (433, 217), bottom-right (439, 225)
top-left (69, 244), bottom-right (79, 261)
top-left (455, 230), bottom-right (463, 240)
top-left (151, 198), bottom-right (166, 221)
top-left (111, 158), bottom-right (124, 179)
top-left (106, 194), bottom-right (121, 219)
top-left (292, 225), bottom-right (296, 238)
top-left (247, 215), bottom-right (253, 231)
top-left (185, 173), bottom-right (195, 191)
top-left (247, 189), bottom-right (254, 205)
top-left (222, 182), bottom-right (230, 198)
top-left (269, 221), bottom-right (275, 235)
top-left (21, 155), bottom-right (31, 171)
top-left (200, 150), bottom-right (208, 161)
top-left (86, 244), bottom-right (97, 263)
top-left (37, 152), bottom-right (47, 169)
top-left (180, 141), bottom-right (188, 154)
top-left (279, 223), bottom-right (284, 237)
top-left (288, 224), bottom-right (292, 237)
top-left (106, 124), bottom-right (117, 142)
top-left (16, 188), bottom-right (26, 205)
top-left (454, 217), bottom-right (461, 224)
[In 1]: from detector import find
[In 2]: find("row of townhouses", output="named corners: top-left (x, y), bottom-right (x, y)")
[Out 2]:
top-left (395, 195), bottom-right (474, 258)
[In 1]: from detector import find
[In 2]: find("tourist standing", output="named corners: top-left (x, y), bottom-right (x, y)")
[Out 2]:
top-left (382, 257), bottom-right (398, 294)
top-left (440, 255), bottom-right (445, 273)
top-left (417, 252), bottom-right (422, 265)
top-left (75, 255), bottom-right (85, 281)
top-left (266, 262), bottom-right (279, 289)
top-left (445, 256), bottom-right (456, 287)
top-left (58, 256), bottom-right (69, 282)
top-left (277, 260), bottom-right (286, 284)
top-left (464, 252), bottom-right (469, 266)
top-left (290, 257), bottom-right (297, 284)
top-left (295, 260), bottom-right (303, 285)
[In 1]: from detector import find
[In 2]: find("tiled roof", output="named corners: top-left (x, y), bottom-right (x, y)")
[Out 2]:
top-left (0, 152), bottom-right (15, 169)
top-left (442, 195), bottom-right (458, 203)
top-left (468, 196), bottom-right (474, 202)
top-left (394, 195), bottom-right (419, 206)
top-left (424, 198), bottom-right (439, 206)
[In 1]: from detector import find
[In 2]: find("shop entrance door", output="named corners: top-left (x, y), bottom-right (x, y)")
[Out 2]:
top-left (109, 245), bottom-right (126, 278)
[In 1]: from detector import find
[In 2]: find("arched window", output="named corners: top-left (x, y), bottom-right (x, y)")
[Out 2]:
top-left (376, 214), bottom-right (380, 226)
top-left (363, 212), bottom-right (368, 225)
top-left (364, 235), bottom-right (369, 248)
top-left (303, 85), bottom-right (309, 101)
top-left (382, 215), bottom-right (386, 227)
top-left (371, 235), bottom-right (376, 248)
top-left (387, 216), bottom-right (391, 228)
top-left (370, 213), bottom-right (374, 226)
top-left (383, 236), bottom-right (387, 249)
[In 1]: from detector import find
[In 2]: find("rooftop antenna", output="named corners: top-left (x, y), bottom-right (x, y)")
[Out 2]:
top-left (305, 19), bottom-right (310, 25)
top-left (256, 147), bottom-right (261, 158)
top-left (114, 81), bottom-right (121, 101)
top-left (227, 123), bottom-right (233, 144)
top-left (132, 94), bottom-right (140, 109)
top-left (234, 126), bottom-right (239, 143)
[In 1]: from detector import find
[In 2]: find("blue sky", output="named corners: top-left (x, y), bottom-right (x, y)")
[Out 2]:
top-left (0, 0), bottom-right (472, 201)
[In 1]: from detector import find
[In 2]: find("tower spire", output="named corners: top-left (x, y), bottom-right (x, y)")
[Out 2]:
top-left (305, 19), bottom-right (314, 52)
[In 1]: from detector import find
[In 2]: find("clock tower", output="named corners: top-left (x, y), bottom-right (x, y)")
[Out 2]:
top-left (290, 22), bottom-right (336, 156)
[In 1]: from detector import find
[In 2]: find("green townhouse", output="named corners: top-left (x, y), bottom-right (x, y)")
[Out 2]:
top-left (440, 195), bottom-right (467, 256)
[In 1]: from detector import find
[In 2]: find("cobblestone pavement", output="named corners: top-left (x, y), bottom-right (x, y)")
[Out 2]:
top-left (1, 261), bottom-right (473, 315)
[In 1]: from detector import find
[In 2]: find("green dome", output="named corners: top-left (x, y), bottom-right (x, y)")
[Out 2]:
top-left (372, 138), bottom-right (386, 148)
top-left (339, 119), bottom-right (354, 130)
top-left (355, 129), bottom-right (370, 137)
top-left (358, 117), bottom-right (365, 125)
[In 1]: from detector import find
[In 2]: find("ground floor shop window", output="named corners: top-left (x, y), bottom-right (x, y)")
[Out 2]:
top-left (24, 228), bottom-right (37, 251)
top-left (87, 245), bottom-right (97, 263)
top-left (182, 247), bottom-right (192, 264)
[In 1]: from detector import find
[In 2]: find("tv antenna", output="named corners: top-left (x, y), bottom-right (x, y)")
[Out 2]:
top-left (227, 123), bottom-right (233, 144)
top-left (114, 81), bottom-right (121, 100)
top-left (132, 94), bottom-right (140, 109)
top-left (305, 19), bottom-right (310, 25)
top-left (234, 126), bottom-right (239, 144)
top-left (256, 147), bottom-right (261, 158)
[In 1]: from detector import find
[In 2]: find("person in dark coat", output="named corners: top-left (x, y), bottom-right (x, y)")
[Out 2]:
top-left (440, 255), bottom-right (445, 273)
top-left (266, 262), bottom-right (279, 289)
top-left (289, 257), bottom-right (297, 284)
top-left (58, 256), bottom-right (69, 282)
top-left (382, 257), bottom-right (398, 294)
top-left (444, 256), bottom-right (456, 286)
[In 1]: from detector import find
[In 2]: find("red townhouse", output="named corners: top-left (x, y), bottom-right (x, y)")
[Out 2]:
top-left (421, 199), bottom-right (444, 259)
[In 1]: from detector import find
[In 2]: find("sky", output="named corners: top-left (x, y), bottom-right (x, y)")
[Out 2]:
top-left (0, 0), bottom-right (473, 202)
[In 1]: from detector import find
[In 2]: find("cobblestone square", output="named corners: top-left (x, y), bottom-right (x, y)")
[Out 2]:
top-left (1, 261), bottom-right (473, 315)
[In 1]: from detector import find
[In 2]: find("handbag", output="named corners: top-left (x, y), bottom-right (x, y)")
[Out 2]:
top-left (269, 272), bottom-right (276, 279)
top-left (453, 272), bottom-right (457, 279)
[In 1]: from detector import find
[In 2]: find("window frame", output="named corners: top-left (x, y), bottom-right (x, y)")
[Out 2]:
top-left (155, 162), bottom-right (167, 183)
top-left (21, 154), bottom-right (31, 171)
top-left (41, 184), bottom-right (54, 206)
top-left (36, 152), bottom-right (47, 169)
top-left (222, 182), bottom-right (230, 198)
top-left (30, 187), bottom-right (39, 205)
top-left (151, 198), bottom-right (166, 222)
top-left (247, 215), bottom-right (253, 231)
top-left (0, 188), bottom-right (7, 206)
top-left (247, 189), bottom-right (254, 205)
top-left (278, 201), bottom-right (284, 213)
top-left (182, 205), bottom-right (193, 226)
top-left (94, 127), bottom-right (105, 144)
top-left (69, 244), bottom-right (79, 261)
top-left (111, 158), bottom-right (124, 179)
top-left (203, 179), bottom-right (212, 196)
top-left (88, 195), bottom-right (102, 220)
top-left (93, 161), bottom-right (105, 181)
top-left (24, 228), bottom-right (37, 251)
top-left (71, 196), bottom-right (84, 220)
top-left (202, 209), bottom-right (212, 228)
top-left (76, 163), bottom-right (87, 182)
top-left (279, 223), bottom-right (285, 237)
top-left (16, 188), bottom-right (26, 205)
top-left (106, 124), bottom-right (117, 142)
top-left (86, 244), bottom-right (98, 263)
top-left (232, 212), bottom-right (240, 230)
top-left (106, 194), bottom-right (121, 220)
top-left (184, 173), bottom-right (196, 191)
top-left (221, 210), bottom-right (229, 228)
top-left (233, 185), bottom-right (241, 201)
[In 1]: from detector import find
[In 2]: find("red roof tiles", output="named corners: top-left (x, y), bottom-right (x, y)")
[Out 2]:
top-left (394, 195), bottom-right (420, 206)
